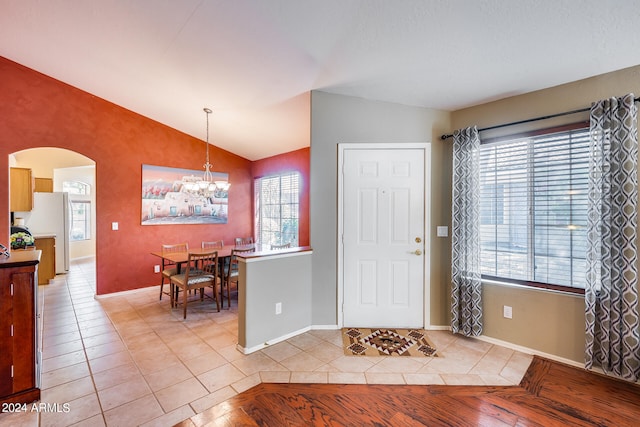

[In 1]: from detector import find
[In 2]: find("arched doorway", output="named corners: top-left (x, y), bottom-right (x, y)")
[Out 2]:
top-left (10, 147), bottom-right (97, 293)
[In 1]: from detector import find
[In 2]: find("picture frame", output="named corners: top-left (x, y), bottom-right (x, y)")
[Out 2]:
top-left (141, 164), bottom-right (229, 225)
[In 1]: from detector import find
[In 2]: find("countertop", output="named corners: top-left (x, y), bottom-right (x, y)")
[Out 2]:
top-left (237, 246), bottom-right (313, 260)
top-left (1, 249), bottom-right (41, 267)
top-left (32, 233), bottom-right (56, 239)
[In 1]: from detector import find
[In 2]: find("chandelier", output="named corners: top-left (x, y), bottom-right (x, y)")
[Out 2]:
top-left (182, 107), bottom-right (230, 196)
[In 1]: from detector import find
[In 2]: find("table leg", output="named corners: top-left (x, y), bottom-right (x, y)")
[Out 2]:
top-left (169, 282), bottom-right (174, 308)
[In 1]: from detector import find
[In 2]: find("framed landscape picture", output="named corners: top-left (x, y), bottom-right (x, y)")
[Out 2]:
top-left (141, 164), bottom-right (229, 225)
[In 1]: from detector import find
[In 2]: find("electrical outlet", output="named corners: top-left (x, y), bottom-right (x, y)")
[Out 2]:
top-left (154, 265), bottom-right (160, 273)
top-left (503, 305), bottom-right (513, 319)
top-left (111, 222), bottom-right (119, 230)
top-left (275, 302), bottom-right (282, 315)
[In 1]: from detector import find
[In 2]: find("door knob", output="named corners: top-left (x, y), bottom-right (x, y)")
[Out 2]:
top-left (413, 249), bottom-right (422, 256)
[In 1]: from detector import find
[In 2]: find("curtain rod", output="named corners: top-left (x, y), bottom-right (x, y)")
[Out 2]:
top-left (440, 96), bottom-right (640, 140)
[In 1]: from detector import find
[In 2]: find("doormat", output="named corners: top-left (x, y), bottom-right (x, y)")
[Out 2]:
top-left (342, 328), bottom-right (438, 357)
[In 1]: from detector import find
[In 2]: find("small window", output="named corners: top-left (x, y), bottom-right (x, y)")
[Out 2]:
top-left (70, 201), bottom-right (91, 241)
top-left (64, 181), bottom-right (92, 242)
top-left (255, 172), bottom-right (300, 247)
top-left (63, 180), bottom-right (90, 195)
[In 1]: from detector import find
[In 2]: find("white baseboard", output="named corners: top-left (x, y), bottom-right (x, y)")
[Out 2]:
top-left (326, 325), bottom-right (449, 331)
top-left (238, 324), bottom-right (347, 354)
top-left (425, 325), bottom-right (583, 368)
top-left (473, 334), bottom-right (583, 368)
top-left (311, 324), bottom-right (339, 330)
top-left (426, 325), bottom-right (452, 331)
top-left (237, 326), bottom-right (312, 354)
top-left (94, 285), bottom-right (155, 299)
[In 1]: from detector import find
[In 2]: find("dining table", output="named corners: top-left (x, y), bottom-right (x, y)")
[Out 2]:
top-left (151, 244), bottom-right (254, 307)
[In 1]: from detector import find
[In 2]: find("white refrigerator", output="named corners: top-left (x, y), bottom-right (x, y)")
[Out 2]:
top-left (23, 192), bottom-right (70, 273)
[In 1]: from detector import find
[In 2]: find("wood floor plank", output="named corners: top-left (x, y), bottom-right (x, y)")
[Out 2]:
top-left (201, 408), bottom-right (259, 427)
top-left (176, 356), bottom-right (640, 427)
top-left (308, 392), bottom-right (391, 426)
top-left (256, 392), bottom-right (346, 426)
top-left (388, 412), bottom-right (427, 426)
top-left (521, 356), bottom-right (640, 425)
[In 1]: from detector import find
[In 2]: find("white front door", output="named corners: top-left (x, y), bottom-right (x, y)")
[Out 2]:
top-left (342, 147), bottom-right (425, 328)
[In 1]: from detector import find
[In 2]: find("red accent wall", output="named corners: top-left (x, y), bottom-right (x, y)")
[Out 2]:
top-left (251, 148), bottom-right (310, 246)
top-left (0, 56), bottom-right (256, 295)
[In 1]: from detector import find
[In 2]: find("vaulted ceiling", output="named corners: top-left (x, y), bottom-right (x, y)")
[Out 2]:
top-left (2, 1), bottom-right (639, 160)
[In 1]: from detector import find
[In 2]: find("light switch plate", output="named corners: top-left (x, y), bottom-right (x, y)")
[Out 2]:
top-left (436, 226), bottom-right (448, 237)
top-left (503, 305), bottom-right (513, 319)
top-left (112, 222), bottom-right (119, 231)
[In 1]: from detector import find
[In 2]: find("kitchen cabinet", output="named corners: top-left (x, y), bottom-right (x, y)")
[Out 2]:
top-left (34, 178), bottom-right (53, 193)
top-left (0, 250), bottom-right (41, 405)
top-left (10, 167), bottom-right (33, 212)
top-left (34, 236), bottom-right (55, 285)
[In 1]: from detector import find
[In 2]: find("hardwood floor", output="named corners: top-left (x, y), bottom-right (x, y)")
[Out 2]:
top-left (176, 356), bottom-right (640, 426)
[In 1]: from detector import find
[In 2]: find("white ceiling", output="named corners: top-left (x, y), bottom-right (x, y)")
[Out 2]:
top-left (2, 1), bottom-right (640, 160)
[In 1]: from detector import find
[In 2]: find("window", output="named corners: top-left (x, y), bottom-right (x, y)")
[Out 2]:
top-left (479, 126), bottom-right (589, 292)
top-left (63, 181), bottom-right (92, 241)
top-left (70, 201), bottom-right (91, 241)
top-left (63, 180), bottom-right (90, 195)
top-left (255, 172), bottom-right (300, 247)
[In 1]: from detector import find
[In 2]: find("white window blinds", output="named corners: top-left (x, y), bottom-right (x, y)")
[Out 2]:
top-left (255, 172), bottom-right (300, 247)
top-left (479, 128), bottom-right (589, 289)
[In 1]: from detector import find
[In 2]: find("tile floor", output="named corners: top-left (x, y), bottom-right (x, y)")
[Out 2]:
top-left (1, 257), bottom-right (533, 427)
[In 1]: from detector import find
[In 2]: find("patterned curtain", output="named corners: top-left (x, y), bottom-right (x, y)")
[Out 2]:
top-left (451, 126), bottom-right (483, 337)
top-left (586, 93), bottom-right (640, 382)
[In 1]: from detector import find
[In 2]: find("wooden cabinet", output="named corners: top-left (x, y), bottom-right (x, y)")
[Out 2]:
top-left (10, 167), bottom-right (33, 212)
top-left (34, 237), bottom-right (55, 285)
top-left (0, 250), bottom-right (41, 405)
top-left (34, 178), bottom-right (53, 193)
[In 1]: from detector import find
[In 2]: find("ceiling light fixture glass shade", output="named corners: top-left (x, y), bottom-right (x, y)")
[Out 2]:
top-left (214, 180), bottom-right (231, 191)
top-left (182, 107), bottom-right (230, 197)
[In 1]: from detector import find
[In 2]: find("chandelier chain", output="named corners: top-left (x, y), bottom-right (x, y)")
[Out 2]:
top-left (180, 106), bottom-right (229, 196)
top-left (203, 107), bottom-right (212, 178)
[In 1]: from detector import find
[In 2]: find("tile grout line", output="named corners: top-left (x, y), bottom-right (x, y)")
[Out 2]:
top-left (132, 294), bottom-right (214, 420)
top-left (39, 264), bottom-right (106, 427)
top-left (96, 289), bottom-right (172, 423)
top-left (62, 267), bottom-right (107, 426)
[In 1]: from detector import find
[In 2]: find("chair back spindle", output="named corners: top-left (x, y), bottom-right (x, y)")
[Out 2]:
top-left (202, 240), bottom-right (224, 250)
top-left (235, 237), bottom-right (254, 246)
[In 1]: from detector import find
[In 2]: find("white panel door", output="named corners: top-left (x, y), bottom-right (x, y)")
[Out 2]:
top-left (343, 148), bottom-right (424, 327)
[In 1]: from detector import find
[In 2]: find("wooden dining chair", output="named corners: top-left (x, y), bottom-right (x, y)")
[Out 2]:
top-left (270, 242), bottom-right (291, 250)
top-left (234, 236), bottom-right (254, 246)
top-left (223, 246), bottom-right (255, 308)
top-left (170, 250), bottom-right (220, 319)
top-left (159, 242), bottom-right (188, 302)
top-left (202, 240), bottom-right (227, 302)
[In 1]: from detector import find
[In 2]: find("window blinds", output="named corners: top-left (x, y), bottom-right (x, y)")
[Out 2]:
top-left (255, 172), bottom-right (300, 246)
top-left (479, 128), bottom-right (590, 289)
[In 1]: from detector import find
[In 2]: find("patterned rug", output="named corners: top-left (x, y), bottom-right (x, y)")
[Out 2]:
top-left (342, 328), bottom-right (438, 357)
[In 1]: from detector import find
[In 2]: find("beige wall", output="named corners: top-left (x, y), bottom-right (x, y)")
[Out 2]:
top-left (450, 64), bottom-right (640, 363)
top-left (13, 147), bottom-right (94, 178)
